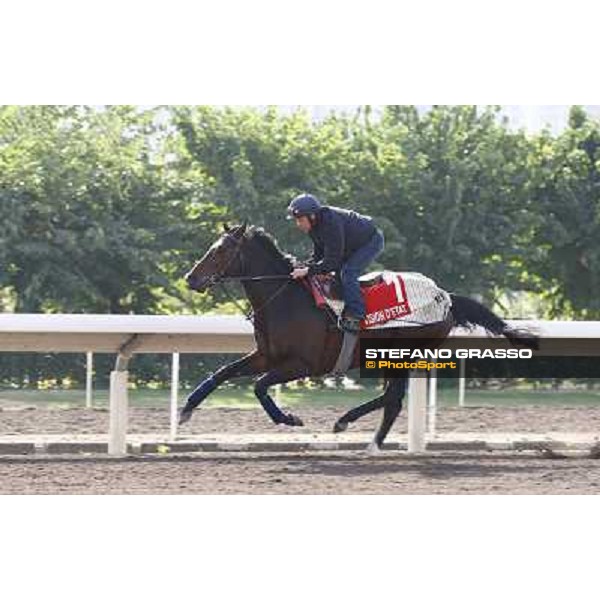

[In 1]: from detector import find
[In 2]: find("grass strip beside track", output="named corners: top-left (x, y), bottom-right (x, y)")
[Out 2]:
top-left (2, 387), bottom-right (600, 409)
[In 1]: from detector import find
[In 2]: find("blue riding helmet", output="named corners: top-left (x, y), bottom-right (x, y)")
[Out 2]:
top-left (287, 194), bottom-right (322, 219)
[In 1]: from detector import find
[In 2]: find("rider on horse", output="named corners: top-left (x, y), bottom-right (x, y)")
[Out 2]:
top-left (288, 193), bottom-right (385, 332)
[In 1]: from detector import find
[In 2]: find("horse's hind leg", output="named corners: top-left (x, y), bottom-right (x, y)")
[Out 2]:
top-left (367, 377), bottom-right (408, 454)
top-left (333, 395), bottom-right (386, 433)
top-left (179, 351), bottom-right (266, 424)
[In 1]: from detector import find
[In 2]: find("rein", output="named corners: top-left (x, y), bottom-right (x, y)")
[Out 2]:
top-left (208, 233), bottom-right (295, 323)
top-left (218, 277), bottom-right (293, 323)
top-left (222, 275), bottom-right (292, 281)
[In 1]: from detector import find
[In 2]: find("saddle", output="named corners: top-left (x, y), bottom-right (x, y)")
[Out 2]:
top-left (303, 270), bottom-right (452, 331)
top-left (303, 272), bottom-right (383, 306)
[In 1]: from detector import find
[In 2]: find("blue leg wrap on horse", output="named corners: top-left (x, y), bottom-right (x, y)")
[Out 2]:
top-left (258, 393), bottom-right (286, 424)
top-left (187, 375), bottom-right (218, 407)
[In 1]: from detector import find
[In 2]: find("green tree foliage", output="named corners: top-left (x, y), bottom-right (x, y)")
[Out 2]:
top-left (177, 105), bottom-right (535, 302)
top-left (0, 105), bottom-right (214, 314)
top-left (526, 106), bottom-right (600, 316)
top-left (378, 106), bottom-right (535, 300)
top-left (174, 105), bottom-right (354, 259)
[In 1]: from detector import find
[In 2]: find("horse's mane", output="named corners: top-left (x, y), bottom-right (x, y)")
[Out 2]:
top-left (245, 226), bottom-right (295, 269)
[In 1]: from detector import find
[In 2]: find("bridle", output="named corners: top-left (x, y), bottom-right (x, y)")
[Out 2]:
top-left (197, 232), bottom-right (294, 323)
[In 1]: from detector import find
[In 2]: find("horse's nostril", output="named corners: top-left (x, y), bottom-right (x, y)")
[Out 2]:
top-left (187, 274), bottom-right (208, 291)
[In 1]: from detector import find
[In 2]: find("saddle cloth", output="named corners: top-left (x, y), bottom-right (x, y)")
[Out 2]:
top-left (304, 270), bottom-right (452, 330)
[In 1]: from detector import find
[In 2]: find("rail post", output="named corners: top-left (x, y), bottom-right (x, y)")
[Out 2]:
top-left (108, 334), bottom-right (142, 457)
top-left (427, 368), bottom-right (437, 436)
top-left (408, 372), bottom-right (428, 453)
top-left (85, 351), bottom-right (93, 409)
top-left (458, 358), bottom-right (466, 407)
top-left (170, 352), bottom-right (180, 441)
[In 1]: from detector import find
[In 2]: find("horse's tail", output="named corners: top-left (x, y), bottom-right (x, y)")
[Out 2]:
top-left (449, 294), bottom-right (539, 350)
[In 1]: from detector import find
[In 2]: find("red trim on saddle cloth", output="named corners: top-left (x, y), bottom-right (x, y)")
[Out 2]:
top-left (303, 272), bottom-right (414, 329)
top-left (361, 274), bottom-right (413, 329)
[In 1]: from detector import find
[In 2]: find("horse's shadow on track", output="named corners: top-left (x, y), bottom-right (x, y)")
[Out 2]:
top-left (270, 453), bottom-right (593, 481)
top-left (0, 452), bottom-right (595, 483)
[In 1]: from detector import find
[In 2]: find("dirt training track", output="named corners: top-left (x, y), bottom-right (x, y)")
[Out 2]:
top-left (1, 405), bottom-right (600, 494)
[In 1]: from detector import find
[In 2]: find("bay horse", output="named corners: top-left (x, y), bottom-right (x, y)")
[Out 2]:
top-left (180, 223), bottom-right (537, 452)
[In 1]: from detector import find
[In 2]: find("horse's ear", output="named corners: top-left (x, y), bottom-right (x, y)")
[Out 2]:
top-left (234, 222), bottom-right (248, 237)
top-left (222, 223), bottom-right (231, 233)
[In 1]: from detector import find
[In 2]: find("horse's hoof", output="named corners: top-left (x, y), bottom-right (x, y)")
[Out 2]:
top-left (178, 409), bottom-right (192, 426)
top-left (333, 421), bottom-right (348, 433)
top-left (283, 413), bottom-right (304, 427)
top-left (366, 442), bottom-right (382, 456)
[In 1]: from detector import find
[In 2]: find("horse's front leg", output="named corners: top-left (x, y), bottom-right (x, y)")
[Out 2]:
top-left (179, 351), bottom-right (266, 425)
top-left (253, 359), bottom-right (311, 426)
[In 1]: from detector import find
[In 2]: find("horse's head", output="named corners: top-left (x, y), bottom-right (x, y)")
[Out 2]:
top-left (185, 223), bottom-right (247, 292)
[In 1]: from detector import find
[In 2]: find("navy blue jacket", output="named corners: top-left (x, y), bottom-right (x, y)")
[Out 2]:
top-left (306, 206), bottom-right (377, 275)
